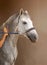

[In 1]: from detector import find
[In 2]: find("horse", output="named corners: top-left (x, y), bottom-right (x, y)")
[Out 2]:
top-left (0, 9), bottom-right (38, 65)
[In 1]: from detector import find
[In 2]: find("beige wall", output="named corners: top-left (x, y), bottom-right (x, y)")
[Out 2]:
top-left (0, 0), bottom-right (47, 65)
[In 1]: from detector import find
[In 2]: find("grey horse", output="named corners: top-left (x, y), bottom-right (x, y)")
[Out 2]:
top-left (0, 9), bottom-right (38, 65)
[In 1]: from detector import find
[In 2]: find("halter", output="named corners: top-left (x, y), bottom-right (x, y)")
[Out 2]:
top-left (26, 27), bottom-right (35, 33)
top-left (0, 15), bottom-right (35, 34)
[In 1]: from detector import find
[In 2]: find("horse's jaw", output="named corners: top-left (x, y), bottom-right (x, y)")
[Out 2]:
top-left (21, 33), bottom-right (38, 43)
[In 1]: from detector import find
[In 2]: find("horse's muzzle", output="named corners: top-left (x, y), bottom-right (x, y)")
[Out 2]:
top-left (26, 33), bottom-right (38, 42)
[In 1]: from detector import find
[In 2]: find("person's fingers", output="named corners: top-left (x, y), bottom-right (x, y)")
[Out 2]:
top-left (3, 27), bottom-right (9, 36)
top-left (5, 34), bottom-right (8, 36)
top-left (4, 27), bottom-right (8, 32)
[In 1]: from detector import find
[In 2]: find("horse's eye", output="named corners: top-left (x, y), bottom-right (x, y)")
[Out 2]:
top-left (23, 21), bottom-right (27, 24)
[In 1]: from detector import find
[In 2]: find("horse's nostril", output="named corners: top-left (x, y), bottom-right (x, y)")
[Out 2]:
top-left (27, 33), bottom-right (37, 42)
top-left (31, 34), bottom-right (37, 42)
top-left (34, 35), bottom-right (37, 40)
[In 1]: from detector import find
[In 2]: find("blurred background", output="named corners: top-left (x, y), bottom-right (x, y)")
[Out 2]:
top-left (0, 0), bottom-right (47, 65)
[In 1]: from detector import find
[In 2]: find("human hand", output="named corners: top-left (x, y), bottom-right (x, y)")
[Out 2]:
top-left (3, 27), bottom-right (8, 36)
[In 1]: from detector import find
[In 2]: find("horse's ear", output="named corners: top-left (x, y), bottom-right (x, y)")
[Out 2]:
top-left (19, 8), bottom-right (24, 15)
top-left (25, 10), bottom-right (28, 14)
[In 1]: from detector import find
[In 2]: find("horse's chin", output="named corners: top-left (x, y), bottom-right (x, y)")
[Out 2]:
top-left (27, 35), bottom-right (36, 42)
top-left (23, 34), bottom-right (37, 43)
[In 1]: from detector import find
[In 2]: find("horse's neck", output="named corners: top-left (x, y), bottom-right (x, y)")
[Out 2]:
top-left (10, 32), bottom-right (19, 45)
top-left (9, 20), bottom-right (19, 45)
top-left (9, 34), bottom-right (19, 47)
top-left (0, 14), bottom-right (19, 45)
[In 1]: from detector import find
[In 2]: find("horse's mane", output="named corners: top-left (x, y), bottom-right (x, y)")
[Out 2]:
top-left (0, 12), bottom-right (19, 29)
top-left (0, 12), bottom-right (19, 39)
